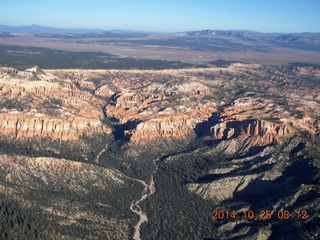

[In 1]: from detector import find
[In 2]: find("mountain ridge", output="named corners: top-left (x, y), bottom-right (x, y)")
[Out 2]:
top-left (1, 24), bottom-right (320, 35)
top-left (0, 24), bottom-right (104, 34)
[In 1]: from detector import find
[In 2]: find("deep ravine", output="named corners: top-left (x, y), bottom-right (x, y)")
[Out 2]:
top-left (129, 158), bottom-right (158, 240)
top-left (96, 140), bottom-right (159, 240)
top-left (113, 159), bottom-right (158, 240)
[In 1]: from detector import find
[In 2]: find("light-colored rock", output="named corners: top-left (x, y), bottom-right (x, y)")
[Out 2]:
top-left (211, 119), bottom-right (293, 145)
top-left (0, 67), bottom-right (112, 140)
top-left (188, 174), bottom-right (258, 201)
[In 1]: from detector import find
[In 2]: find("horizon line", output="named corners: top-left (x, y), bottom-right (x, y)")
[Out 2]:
top-left (0, 24), bottom-right (319, 35)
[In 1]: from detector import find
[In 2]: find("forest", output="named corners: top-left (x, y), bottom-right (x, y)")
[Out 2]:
top-left (0, 44), bottom-right (192, 71)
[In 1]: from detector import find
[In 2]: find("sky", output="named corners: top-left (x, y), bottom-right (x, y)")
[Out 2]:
top-left (0, 0), bottom-right (319, 33)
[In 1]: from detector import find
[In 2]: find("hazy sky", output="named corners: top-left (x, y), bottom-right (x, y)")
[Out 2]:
top-left (0, 0), bottom-right (319, 32)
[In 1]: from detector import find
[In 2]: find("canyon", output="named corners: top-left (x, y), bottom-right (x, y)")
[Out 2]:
top-left (0, 63), bottom-right (319, 239)
top-left (0, 64), bottom-right (319, 145)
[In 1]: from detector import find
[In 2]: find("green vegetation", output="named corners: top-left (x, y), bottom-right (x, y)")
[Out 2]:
top-left (0, 133), bottom-right (111, 163)
top-left (36, 99), bottom-right (63, 116)
top-left (0, 98), bottom-right (29, 110)
top-left (0, 195), bottom-right (42, 239)
top-left (0, 166), bottom-right (142, 239)
top-left (0, 61), bottom-right (318, 239)
top-left (141, 142), bottom-right (229, 239)
top-left (97, 137), bottom-right (229, 239)
top-left (0, 44), bottom-right (192, 70)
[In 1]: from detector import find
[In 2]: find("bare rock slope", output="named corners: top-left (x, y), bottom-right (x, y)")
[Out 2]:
top-left (0, 63), bottom-right (319, 239)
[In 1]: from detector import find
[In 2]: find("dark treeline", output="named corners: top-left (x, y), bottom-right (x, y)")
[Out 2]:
top-left (0, 45), bottom-right (192, 71)
top-left (0, 133), bottom-right (111, 163)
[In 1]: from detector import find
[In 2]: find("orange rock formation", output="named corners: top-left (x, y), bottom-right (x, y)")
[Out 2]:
top-left (0, 64), bottom-right (319, 145)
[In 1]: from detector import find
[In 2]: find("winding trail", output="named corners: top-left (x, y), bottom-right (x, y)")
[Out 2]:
top-left (129, 159), bottom-right (158, 240)
top-left (95, 140), bottom-right (114, 163)
top-left (114, 159), bottom-right (158, 240)
top-left (96, 141), bottom-right (159, 240)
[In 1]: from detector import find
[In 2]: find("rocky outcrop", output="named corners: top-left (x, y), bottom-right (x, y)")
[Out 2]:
top-left (211, 119), bottom-right (293, 145)
top-left (1, 64), bottom-right (319, 144)
top-left (0, 67), bottom-right (112, 141)
top-left (127, 115), bottom-right (200, 142)
top-left (281, 116), bottom-right (319, 135)
top-left (94, 85), bottom-right (115, 98)
top-left (102, 65), bottom-right (319, 145)
top-left (188, 174), bottom-right (259, 201)
top-left (0, 111), bottom-right (110, 140)
top-left (0, 154), bottom-right (124, 192)
top-left (296, 67), bottom-right (320, 76)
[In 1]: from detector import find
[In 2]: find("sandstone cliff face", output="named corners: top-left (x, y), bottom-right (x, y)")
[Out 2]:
top-left (1, 64), bottom-right (318, 240)
top-left (0, 111), bottom-right (110, 140)
top-left (102, 64), bottom-right (319, 145)
top-left (211, 119), bottom-right (293, 145)
top-left (0, 67), bottom-right (111, 141)
top-left (106, 87), bottom-right (217, 142)
top-left (1, 64), bottom-right (319, 144)
top-left (127, 115), bottom-right (200, 142)
top-left (281, 116), bottom-right (319, 135)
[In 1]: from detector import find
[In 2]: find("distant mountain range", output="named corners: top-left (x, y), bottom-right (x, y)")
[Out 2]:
top-left (177, 29), bottom-right (320, 43)
top-left (1, 24), bottom-right (319, 36)
top-left (0, 24), bottom-right (104, 34)
top-left (1, 24), bottom-right (320, 52)
top-left (0, 24), bottom-right (159, 35)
